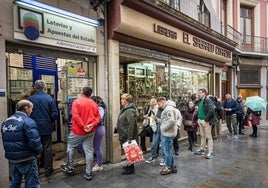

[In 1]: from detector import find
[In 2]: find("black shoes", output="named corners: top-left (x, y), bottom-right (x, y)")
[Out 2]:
top-left (249, 134), bottom-right (257, 137)
top-left (45, 168), bottom-right (54, 177)
top-left (84, 173), bottom-right (93, 181)
top-left (60, 165), bottom-right (74, 174)
top-left (122, 164), bottom-right (135, 175)
top-left (239, 132), bottom-right (245, 135)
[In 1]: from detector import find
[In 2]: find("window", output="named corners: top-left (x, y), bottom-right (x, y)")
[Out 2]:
top-left (198, 0), bottom-right (211, 27)
top-left (220, 0), bottom-right (227, 35)
top-left (240, 7), bottom-right (253, 44)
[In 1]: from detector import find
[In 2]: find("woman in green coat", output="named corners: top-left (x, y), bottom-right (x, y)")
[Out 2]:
top-left (117, 93), bottom-right (138, 175)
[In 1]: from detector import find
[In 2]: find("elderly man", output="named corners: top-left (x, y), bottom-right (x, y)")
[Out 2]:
top-left (28, 80), bottom-right (58, 176)
top-left (223, 94), bottom-right (238, 139)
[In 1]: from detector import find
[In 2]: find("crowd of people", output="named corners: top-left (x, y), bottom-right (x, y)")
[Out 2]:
top-left (1, 83), bottom-right (263, 186)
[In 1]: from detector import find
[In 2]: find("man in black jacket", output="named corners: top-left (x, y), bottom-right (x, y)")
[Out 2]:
top-left (194, 89), bottom-right (218, 159)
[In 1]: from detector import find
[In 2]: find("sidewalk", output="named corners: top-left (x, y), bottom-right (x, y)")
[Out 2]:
top-left (40, 124), bottom-right (268, 188)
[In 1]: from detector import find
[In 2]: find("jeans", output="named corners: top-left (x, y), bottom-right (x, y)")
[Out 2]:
top-left (10, 158), bottom-right (40, 188)
top-left (161, 135), bottom-right (174, 168)
top-left (151, 124), bottom-right (161, 158)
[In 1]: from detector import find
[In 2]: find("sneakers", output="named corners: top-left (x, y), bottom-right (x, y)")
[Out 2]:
top-left (159, 158), bottom-right (165, 166)
top-left (227, 133), bottom-right (232, 138)
top-left (205, 152), bottom-right (214, 159)
top-left (233, 134), bottom-right (238, 139)
top-left (60, 165), bottom-right (74, 174)
top-left (194, 149), bottom-right (205, 155)
top-left (160, 167), bottom-right (172, 175)
top-left (92, 164), bottom-right (103, 172)
top-left (145, 157), bottom-right (155, 164)
top-left (84, 173), bottom-right (92, 181)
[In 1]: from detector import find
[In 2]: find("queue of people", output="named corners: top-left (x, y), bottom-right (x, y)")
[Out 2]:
top-left (1, 84), bottom-right (264, 187)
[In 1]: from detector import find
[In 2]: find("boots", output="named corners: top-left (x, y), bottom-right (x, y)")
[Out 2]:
top-left (122, 164), bottom-right (135, 175)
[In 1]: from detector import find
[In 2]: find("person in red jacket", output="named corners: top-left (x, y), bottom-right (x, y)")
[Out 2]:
top-left (60, 86), bottom-right (101, 181)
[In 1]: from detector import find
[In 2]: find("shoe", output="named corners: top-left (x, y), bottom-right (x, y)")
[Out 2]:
top-left (205, 152), bottom-right (214, 159)
top-left (160, 167), bottom-right (172, 175)
top-left (159, 158), bottom-right (165, 166)
top-left (233, 134), bottom-right (238, 139)
top-left (250, 134), bottom-right (257, 138)
top-left (171, 165), bottom-right (177, 173)
top-left (84, 173), bottom-right (92, 181)
top-left (145, 157), bottom-right (155, 164)
top-left (227, 133), bottom-right (232, 138)
top-left (122, 164), bottom-right (135, 175)
top-left (45, 168), bottom-right (54, 176)
top-left (188, 147), bottom-right (193, 152)
top-left (174, 151), bottom-right (179, 155)
top-left (92, 164), bottom-right (103, 172)
top-left (239, 132), bottom-right (245, 135)
top-left (194, 149), bottom-right (205, 155)
top-left (60, 165), bottom-right (74, 174)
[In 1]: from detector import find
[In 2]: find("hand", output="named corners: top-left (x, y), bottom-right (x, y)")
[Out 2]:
top-left (85, 124), bottom-right (93, 132)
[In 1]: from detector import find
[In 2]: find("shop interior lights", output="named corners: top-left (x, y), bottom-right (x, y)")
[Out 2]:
top-left (16, 0), bottom-right (100, 26)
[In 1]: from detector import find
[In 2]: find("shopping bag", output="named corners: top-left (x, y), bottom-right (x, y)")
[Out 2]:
top-left (122, 140), bottom-right (144, 164)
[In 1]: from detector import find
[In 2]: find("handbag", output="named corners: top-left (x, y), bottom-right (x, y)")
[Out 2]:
top-left (122, 140), bottom-right (144, 164)
top-left (184, 110), bottom-right (196, 127)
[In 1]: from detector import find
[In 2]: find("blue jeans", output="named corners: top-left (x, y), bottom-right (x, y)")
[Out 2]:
top-left (10, 158), bottom-right (40, 188)
top-left (161, 135), bottom-right (175, 168)
top-left (151, 124), bottom-right (161, 158)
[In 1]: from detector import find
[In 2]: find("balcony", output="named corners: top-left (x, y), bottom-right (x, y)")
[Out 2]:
top-left (227, 25), bottom-right (268, 54)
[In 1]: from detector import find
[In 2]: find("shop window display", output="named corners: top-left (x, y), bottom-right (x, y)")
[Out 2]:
top-left (120, 62), bottom-right (208, 123)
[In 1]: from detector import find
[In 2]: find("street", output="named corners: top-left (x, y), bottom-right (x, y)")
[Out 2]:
top-left (40, 124), bottom-right (268, 188)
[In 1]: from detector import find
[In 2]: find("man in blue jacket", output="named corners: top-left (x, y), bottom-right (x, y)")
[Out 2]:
top-left (223, 94), bottom-right (238, 139)
top-left (1, 100), bottom-right (43, 187)
top-left (28, 80), bottom-right (58, 176)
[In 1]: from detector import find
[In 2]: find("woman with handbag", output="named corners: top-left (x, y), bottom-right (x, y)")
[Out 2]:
top-left (183, 101), bottom-right (198, 151)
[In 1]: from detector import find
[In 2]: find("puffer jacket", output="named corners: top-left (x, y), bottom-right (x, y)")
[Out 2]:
top-left (1, 111), bottom-right (43, 161)
top-left (117, 103), bottom-right (138, 145)
top-left (160, 100), bottom-right (178, 138)
top-left (28, 91), bottom-right (58, 135)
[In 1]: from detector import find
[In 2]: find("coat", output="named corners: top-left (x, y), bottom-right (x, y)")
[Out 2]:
top-left (1, 111), bottom-right (43, 161)
top-left (28, 91), bottom-right (58, 135)
top-left (117, 103), bottom-right (138, 145)
top-left (199, 97), bottom-right (218, 125)
top-left (183, 107), bottom-right (198, 132)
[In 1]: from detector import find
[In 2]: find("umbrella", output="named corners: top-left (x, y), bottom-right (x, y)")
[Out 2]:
top-left (245, 96), bottom-right (267, 111)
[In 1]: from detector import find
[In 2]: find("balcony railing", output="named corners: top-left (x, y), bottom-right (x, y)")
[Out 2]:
top-left (148, 0), bottom-right (268, 54)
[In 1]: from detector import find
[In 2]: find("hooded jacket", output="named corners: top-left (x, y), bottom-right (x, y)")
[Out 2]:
top-left (117, 102), bottom-right (138, 145)
top-left (160, 100), bottom-right (178, 138)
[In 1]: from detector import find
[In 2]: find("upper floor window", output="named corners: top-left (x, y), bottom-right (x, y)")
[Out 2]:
top-left (162, 0), bottom-right (180, 11)
top-left (220, 0), bottom-right (227, 35)
top-left (198, 0), bottom-right (211, 27)
top-left (240, 7), bottom-right (253, 44)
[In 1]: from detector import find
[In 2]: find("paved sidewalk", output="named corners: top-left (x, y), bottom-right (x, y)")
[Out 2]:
top-left (40, 124), bottom-right (268, 188)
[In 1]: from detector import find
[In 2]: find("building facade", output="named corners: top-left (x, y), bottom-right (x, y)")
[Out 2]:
top-left (107, 0), bottom-right (236, 163)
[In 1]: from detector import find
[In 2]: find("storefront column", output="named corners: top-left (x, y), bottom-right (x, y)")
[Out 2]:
top-left (0, 37), bottom-right (9, 188)
top-left (108, 40), bottom-right (122, 163)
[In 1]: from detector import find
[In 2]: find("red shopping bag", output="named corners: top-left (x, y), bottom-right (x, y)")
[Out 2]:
top-left (122, 140), bottom-right (144, 164)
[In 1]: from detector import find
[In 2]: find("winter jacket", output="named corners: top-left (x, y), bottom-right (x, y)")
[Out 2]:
top-left (160, 100), bottom-right (178, 138)
top-left (1, 111), bottom-right (43, 161)
top-left (223, 98), bottom-right (238, 116)
top-left (183, 107), bottom-right (198, 132)
top-left (117, 103), bottom-right (138, 145)
top-left (28, 91), bottom-right (58, 135)
top-left (71, 96), bottom-right (101, 135)
top-left (199, 97), bottom-right (218, 125)
top-left (247, 108), bottom-right (260, 126)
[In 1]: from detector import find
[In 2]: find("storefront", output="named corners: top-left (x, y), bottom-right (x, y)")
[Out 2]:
top-left (107, 0), bottom-right (236, 163)
top-left (0, 1), bottom-right (103, 186)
